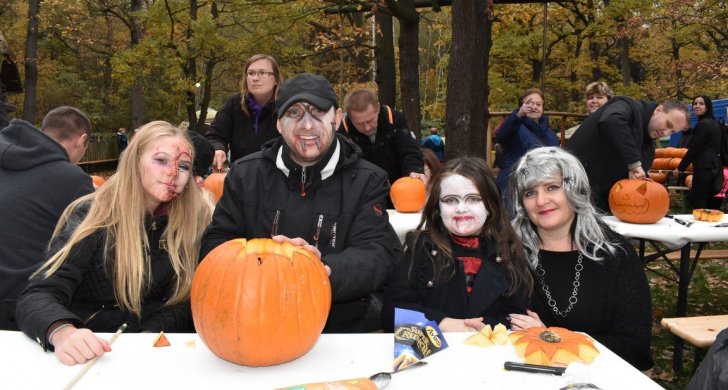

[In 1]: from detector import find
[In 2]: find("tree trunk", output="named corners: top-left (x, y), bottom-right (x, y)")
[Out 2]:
top-left (619, 37), bottom-right (631, 86)
top-left (445, 0), bottom-right (490, 160)
top-left (389, 0), bottom-right (421, 138)
top-left (102, 14), bottom-right (114, 120)
top-left (185, 0), bottom-right (199, 132)
top-left (22, 0), bottom-right (40, 123)
top-left (130, 0), bottom-right (145, 129)
top-left (375, 11), bottom-right (396, 107)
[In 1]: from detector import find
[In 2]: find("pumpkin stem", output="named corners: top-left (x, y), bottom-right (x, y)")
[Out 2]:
top-left (539, 330), bottom-right (561, 343)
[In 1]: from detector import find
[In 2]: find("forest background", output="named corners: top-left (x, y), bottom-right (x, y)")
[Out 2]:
top-left (0, 0), bottom-right (726, 159)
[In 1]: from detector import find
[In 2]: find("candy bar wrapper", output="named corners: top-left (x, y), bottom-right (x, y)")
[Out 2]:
top-left (392, 308), bottom-right (448, 371)
top-left (276, 378), bottom-right (377, 390)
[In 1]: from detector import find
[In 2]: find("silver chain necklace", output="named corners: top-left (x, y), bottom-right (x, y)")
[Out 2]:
top-left (536, 252), bottom-right (583, 317)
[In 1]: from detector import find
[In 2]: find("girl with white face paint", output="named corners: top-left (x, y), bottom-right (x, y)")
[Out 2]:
top-left (381, 157), bottom-right (534, 333)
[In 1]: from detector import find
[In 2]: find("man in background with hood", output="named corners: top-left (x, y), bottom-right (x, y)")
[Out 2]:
top-left (0, 106), bottom-right (93, 330)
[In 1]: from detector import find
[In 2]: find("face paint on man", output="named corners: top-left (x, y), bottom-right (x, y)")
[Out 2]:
top-left (439, 174), bottom-right (488, 236)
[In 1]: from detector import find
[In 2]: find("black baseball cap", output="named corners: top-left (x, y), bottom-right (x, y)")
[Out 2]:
top-left (275, 73), bottom-right (338, 118)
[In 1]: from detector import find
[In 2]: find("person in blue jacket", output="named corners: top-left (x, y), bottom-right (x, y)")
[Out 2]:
top-left (494, 88), bottom-right (559, 196)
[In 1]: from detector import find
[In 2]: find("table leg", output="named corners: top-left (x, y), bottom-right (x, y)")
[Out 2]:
top-left (672, 243), bottom-right (692, 376)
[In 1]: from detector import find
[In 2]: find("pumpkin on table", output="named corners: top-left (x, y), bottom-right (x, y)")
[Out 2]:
top-left (203, 172), bottom-right (226, 203)
top-left (609, 179), bottom-right (669, 224)
top-left (191, 238), bottom-right (331, 367)
top-left (390, 177), bottom-right (426, 212)
top-left (90, 175), bottom-right (106, 188)
top-left (509, 327), bottom-right (599, 367)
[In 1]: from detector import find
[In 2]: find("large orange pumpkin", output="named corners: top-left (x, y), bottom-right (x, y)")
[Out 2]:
top-left (609, 179), bottom-right (669, 224)
top-left (390, 177), bottom-right (426, 212)
top-left (509, 327), bottom-right (599, 367)
top-left (191, 238), bottom-right (331, 367)
top-left (203, 172), bottom-right (226, 203)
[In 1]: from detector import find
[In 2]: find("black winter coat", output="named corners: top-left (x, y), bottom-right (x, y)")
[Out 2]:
top-left (381, 233), bottom-right (528, 332)
top-left (567, 97), bottom-right (658, 212)
top-left (200, 135), bottom-right (397, 333)
top-left (0, 119), bottom-right (93, 330)
top-left (339, 105), bottom-right (424, 184)
top-left (16, 201), bottom-right (193, 351)
top-left (205, 93), bottom-right (279, 163)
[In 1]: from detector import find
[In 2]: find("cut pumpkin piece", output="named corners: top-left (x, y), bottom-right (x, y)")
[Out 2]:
top-left (153, 331), bottom-right (171, 347)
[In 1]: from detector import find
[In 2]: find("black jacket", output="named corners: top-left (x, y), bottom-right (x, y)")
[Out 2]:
top-left (566, 97), bottom-right (658, 212)
top-left (339, 105), bottom-right (424, 184)
top-left (16, 201), bottom-right (193, 351)
top-left (205, 93), bottom-right (279, 163)
top-left (381, 233), bottom-right (528, 332)
top-left (200, 134), bottom-right (397, 333)
top-left (0, 119), bottom-right (93, 330)
top-left (531, 233), bottom-right (654, 370)
top-left (679, 117), bottom-right (722, 171)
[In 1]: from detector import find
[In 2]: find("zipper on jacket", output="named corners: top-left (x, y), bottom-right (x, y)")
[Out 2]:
top-left (271, 210), bottom-right (281, 236)
top-left (330, 222), bottom-right (337, 248)
top-left (300, 167), bottom-right (307, 197)
top-left (313, 214), bottom-right (324, 249)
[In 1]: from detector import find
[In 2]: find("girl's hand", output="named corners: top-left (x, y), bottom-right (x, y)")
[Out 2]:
top-left (52, 326), bottom-right (111, 366)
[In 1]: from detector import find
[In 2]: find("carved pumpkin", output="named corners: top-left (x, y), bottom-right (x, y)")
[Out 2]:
top-left (648, 172), bottom-right (667, 184)
top-left (203, 172), bottom-right (226, 204)
top-left (191, 238), bottom-right (331, 367)
top-left (509, 327), bottom-right (600, 366)
top-left (609, 179), bottom-right (669, 224)
top-left (390, 177), bottom-right (426, 212)
top-left (90, 175), bottom-right (106, 188)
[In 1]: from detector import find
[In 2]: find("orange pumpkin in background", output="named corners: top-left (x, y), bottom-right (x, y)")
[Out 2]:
top-left (390, 177), bottom-right (426, 212)
top-left (669, 158), bottom-right (682, 170)
top-left (203, 172), bottom-right (226, 203)
top-left (675, 148), bottom-right (688, 158)
top-left (685, 175), bottom-right (693, 188)
top-left (191, 238), bottom-right (331, 367)
top-left (90, 175), bottom-right (106, 188)
top-left (651, 158), bottom-right (670, 170)
top-left (609, 179), bottom-right (669, 224)
top-left (648, 172), bottom-right (667, 184)
top-left (509, 327), bottom-right (600, 366)
top-left (654, 148), bottom-right (665, 158)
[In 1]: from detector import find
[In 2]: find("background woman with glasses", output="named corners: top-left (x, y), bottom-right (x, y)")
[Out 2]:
top-left (205, 54), bottom-right (284, 171)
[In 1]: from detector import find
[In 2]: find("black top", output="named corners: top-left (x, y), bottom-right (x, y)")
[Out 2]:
top-left (205, 93), bottom-right (279, 163)
top-left (381, 233), bottom-right (528, 332)
top-left (339, 105), bottom-right (424, 184)
top-left (0, 119), bottom-right (94, 330)
top-left (529, 234), bottom-right (654, 370)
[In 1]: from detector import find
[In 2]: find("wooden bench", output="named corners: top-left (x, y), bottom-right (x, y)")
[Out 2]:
top-left (661, 315), bottom-right (728, 348)
top-left (661, 315), bottom-right (728, 374)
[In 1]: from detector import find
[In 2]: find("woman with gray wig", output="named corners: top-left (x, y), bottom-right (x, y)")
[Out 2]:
top-left (507, 147), bottom-right (654, 371)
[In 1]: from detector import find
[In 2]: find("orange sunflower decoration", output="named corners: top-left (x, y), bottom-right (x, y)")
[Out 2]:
top-left (509, 327), bottom-right (600, 366)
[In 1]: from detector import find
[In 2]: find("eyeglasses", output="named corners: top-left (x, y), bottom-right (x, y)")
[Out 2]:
top-left (282, 103), bottom-right (331, 122)
top-left (246, 70), bottom-right (275, 78)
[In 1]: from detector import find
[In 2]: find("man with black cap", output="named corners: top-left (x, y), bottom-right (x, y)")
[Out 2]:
top-left (201, 73), bottom-right (397, 333)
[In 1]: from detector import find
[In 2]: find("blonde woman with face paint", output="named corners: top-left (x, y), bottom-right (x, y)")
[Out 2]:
top-left (16, 121), bottom-right (214, 366)
top-left (381, 157), bottom-right (533, 332)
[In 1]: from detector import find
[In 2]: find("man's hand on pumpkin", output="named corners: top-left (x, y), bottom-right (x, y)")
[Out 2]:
top-left (271, 235), bottom-right (323, 261)
top-left (628, 166), bottom-right (646, 180)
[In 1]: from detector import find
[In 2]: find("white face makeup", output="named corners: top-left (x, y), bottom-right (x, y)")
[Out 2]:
top-left (439, 174), bottom-right (488, 236)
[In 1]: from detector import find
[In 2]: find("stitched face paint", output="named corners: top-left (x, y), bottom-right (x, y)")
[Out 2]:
top-left (439, 174), bottom-right (488, 236)
top-left (139, 136), bottom-right (192, 213)
top-left (278, 104), bottom-right (337, 167)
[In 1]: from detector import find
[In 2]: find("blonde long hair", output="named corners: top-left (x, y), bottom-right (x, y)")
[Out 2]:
top-left (35, 121), bottom-right (214, 315)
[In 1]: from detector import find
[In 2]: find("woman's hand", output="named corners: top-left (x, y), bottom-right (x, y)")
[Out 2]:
top-left (52, 326), bottom-right (111, 366)
top-left (439, 317), bottom-right (483, 332)
top-left (271, 235), bottom-right (329, 276)
top-left (508, 309), bottom-right (545, 331)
